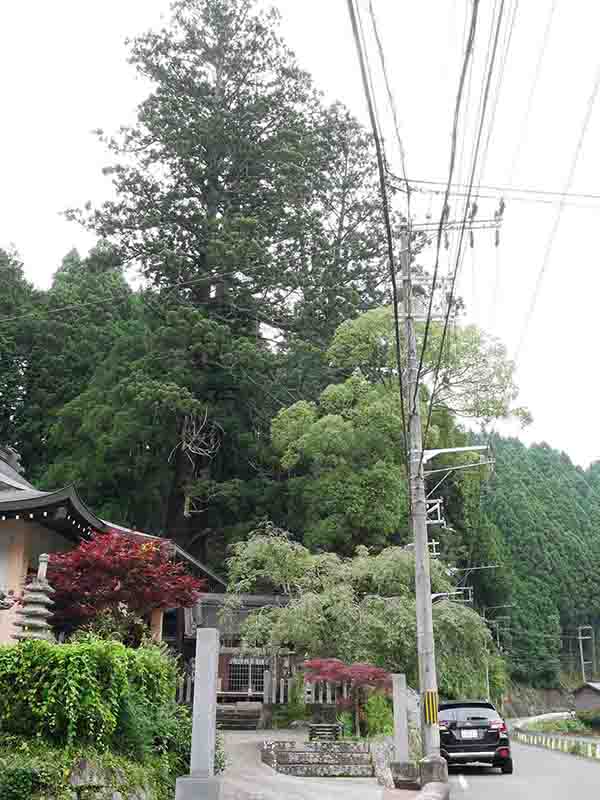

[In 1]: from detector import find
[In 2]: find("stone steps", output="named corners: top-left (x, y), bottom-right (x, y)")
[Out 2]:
top-left (217, 707), bottom-right (261, 730)
top-left (274, 764), bottom-right (375, 778)
top-left (276, 751), bottom-right (372, 765)
top-left (261, 739), bottom-right (375, 778)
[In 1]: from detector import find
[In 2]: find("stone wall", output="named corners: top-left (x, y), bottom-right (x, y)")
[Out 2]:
top-left (50, 759), bottom-right (153, 799)
top-left (502, 684), bottom-right (573, 718)
top-left (261, 739), bottom-right (374, 778)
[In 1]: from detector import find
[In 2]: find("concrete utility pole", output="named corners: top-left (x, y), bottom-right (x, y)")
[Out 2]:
top-left (400, 229), bottom-right (440, 757)
top-left (578, 625), bottom-right (593, 684)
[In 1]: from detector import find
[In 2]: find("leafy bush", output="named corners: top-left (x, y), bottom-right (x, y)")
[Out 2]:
top-left (0, 735), bottom-right (171, 800)
top-left (337, 710), bottom-right (354, 737)
top-left (529, 717), bottom-right (590, 735)
top-left (0, 638), bottom-right (177, 749)
top-left (70, 607), bottom-right (151, 648)
top-left (272, 674), bottom-right (310, 728)
top-left (0, 639), bottom-right (226, 799)
top-left (364, 692), bottom-right (393, 737)
top-left (576, 709), bottom-right (600, 730)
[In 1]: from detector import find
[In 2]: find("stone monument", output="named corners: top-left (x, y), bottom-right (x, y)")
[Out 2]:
top-left (175, 627), bottom-right (222, 800)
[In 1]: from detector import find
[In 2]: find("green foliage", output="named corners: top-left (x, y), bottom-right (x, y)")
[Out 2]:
top-left (364, 693), bottom-right (393, 737)
top-left (0, 735), bottom-right (176, 800)
top-left (327, 309), bottom-right (529, 425)
top-left (529, 717), bottom-right (591, 735)
top-left (0, 640), bottom-right (225, 799)
top-left (271, 674), bottom-right (309, 728)
top-left (576, 709), bottom-right (600, 730)
top-left (233, 526), bottom-right (499, 698)
top-left (0, 639), bottom-right (177, 749)
top-left (480, 436), bottom-right (600, 686)
top-left (337, 711), bottom-right (354, 738)
top-left (70, 608), bottom-right (151, 648)
top-left (271, 374), bottom-right (408, 552)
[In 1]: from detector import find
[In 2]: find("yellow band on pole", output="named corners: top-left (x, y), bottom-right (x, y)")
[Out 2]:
top-left (423, 691), bottom-right (439, 724)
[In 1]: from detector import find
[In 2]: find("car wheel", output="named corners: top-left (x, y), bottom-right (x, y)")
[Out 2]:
top-left (501, 759), bottom-right (514, 775)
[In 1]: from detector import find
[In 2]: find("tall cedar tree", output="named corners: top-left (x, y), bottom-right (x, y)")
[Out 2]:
top-left (0, 249), bottom-right (35, 444)
top-left (62, 0), bottom-right (392, 556)
top-left (8, 244), bottom-right (136, 480)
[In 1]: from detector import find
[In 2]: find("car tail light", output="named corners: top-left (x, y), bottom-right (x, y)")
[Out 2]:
top-left (497, 747), bottom-right (510, 759)
top-left (491, 719), bottom-right (508, 733)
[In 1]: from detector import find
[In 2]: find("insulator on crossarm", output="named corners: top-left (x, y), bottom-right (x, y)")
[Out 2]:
top-left (469, 230), bottom-right (474, 248)
top-left (444, 231), bottom-right (450, 250)
top-left (495, 228), bottom-right (500, 247)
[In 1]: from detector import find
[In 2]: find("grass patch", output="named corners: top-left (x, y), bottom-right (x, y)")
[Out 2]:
top-left (528, 717), bottom-right (592, 736)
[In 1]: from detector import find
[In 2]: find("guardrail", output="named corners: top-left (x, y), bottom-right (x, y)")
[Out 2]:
top-left (513, 724), bottom-right (600, 761)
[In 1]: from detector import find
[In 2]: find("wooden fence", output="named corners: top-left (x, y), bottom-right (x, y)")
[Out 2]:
top-left (176, 667), bottom-right (350, 706)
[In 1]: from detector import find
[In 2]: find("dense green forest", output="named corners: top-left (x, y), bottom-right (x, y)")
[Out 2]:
top-left (0, 0), bottom-right (597, 689)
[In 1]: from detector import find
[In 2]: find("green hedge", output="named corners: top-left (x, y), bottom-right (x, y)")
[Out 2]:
top-left (0, 639), bottom-right (226, 799)
top-left (0, 638), bottom-right (177, 748)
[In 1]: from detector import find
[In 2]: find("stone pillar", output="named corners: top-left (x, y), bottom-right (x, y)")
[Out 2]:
top-left (393, 673), bottom-right (409, 763)
top-left (13, 554), bottom-right (55, 642)
top-left (150, 608), bottom-right (164, 642)
top-left (175, 628), bottom-right (221, 800)
top-left (391, 673), bottom-right (420, 789)
top-left (263, 669), bottom-right (272, 704)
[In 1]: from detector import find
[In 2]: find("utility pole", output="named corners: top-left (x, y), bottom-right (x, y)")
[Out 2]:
top-left (578, 625), bottom-right (593, 683)
top-left (400, 228), bottom-right (440, 757)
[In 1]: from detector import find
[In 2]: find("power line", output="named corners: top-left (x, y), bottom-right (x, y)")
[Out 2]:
top-left (506, 0), bottom-right (558, 185)
top-left (411, 0), bottom-right (481, 412)
top-left (420, 0), bottom-right (507, 461)
top-left (346, 0), bottom-right (409, 463)
top-left (515, 61), bottom-right (600, 360)
top-left (390, 175), bottom-right (600, 204)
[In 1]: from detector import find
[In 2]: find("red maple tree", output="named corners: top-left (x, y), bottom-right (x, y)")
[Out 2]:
top-left (48, 532), bottom-right (204, 631)
top-left (303, 658), bottom-right (390, 734)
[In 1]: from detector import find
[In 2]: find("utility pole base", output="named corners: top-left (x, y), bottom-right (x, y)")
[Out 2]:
top-left (420, 754), bottom-right (449, 785)
top-left (391, 761), bottom-right (420, 790)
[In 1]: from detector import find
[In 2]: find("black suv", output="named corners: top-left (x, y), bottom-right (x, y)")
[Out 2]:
top-left (438, 700), bottom-right (513, 774)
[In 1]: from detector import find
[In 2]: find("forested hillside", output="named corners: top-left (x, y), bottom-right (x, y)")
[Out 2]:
top-left (478, 438), bottom-right (600, 685)
top-left (0, 0), bottom-right (597, 690)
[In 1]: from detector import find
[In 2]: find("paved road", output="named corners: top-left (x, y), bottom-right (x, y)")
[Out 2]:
top-left (450, 741), bottom-right (600, 799)
top-left (221, 731), bottom-right (600, 799)
top-left (221, 731), bottom-right (390, 800)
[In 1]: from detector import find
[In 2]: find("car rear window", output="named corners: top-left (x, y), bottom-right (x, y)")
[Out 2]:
top-left (439, 705), bottom-right (500, 722)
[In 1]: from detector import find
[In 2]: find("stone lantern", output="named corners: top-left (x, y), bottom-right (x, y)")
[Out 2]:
top-left (13, 553), bottom-right (56, 642)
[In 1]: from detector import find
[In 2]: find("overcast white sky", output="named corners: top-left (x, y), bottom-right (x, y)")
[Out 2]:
top-left (1, 1), bottom-right (598, 466)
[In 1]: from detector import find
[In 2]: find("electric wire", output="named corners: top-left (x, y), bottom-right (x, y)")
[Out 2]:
top-left (506, 0), bottom-right (558, 185)
top-left (420, 0), bottom-right (507, 463)
top-left (390, 175), bottom-right (600, 204)
top-left (346, 0), bottom-right (409, 464)
top-left (514, 61), bottom-right (600, 360)
top-left (410, 0), bottom-right (481, 413)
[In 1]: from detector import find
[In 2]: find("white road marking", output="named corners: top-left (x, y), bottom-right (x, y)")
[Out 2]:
top-left (458, 774), bottom-right (469, 791)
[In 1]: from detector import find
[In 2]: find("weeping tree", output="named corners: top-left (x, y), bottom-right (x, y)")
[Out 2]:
top-left (227, 524), bottom-right (504, 699)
